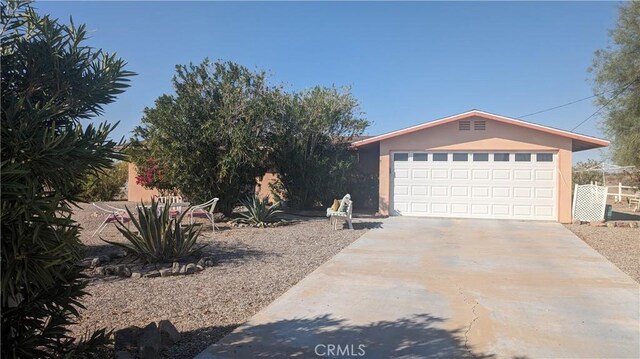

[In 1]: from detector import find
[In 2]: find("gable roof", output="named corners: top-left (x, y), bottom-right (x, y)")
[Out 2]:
top-left (352, 110), bottom-right (609, 152)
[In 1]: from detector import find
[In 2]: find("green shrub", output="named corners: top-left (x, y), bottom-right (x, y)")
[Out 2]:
top-left (104, 200), bottom-right (203, 263)
top-left (1, 2), bottom-right (133, 357)
top-left (234, 195), bottom-right (283, 227)
top-left (81, 161), bottom-right (128, 201)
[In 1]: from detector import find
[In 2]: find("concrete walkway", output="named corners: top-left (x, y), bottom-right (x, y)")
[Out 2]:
top-left (197, 217), bottom-right (640, 358)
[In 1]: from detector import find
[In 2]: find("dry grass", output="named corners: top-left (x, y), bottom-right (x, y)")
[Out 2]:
top-left (73, 201), bottom-right (375, 358)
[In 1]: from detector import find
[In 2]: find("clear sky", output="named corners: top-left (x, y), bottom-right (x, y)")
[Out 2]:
top-left (35, 1), bottom-right (622, 163)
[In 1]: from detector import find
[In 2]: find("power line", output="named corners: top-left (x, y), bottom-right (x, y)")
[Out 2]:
top-left (570, 77), bottom-right (638, 131)
top-left (517, 94), bottom-right (598, 119)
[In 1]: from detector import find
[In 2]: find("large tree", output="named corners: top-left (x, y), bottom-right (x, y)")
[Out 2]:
top-left (1, 1), bottom-right (133, 357)
top-left (591, 1), bottom-right (640, 167)
top-left (131, 60), bottom-right (279, 214)
top-left (269, 87), bottom-right (370, 208)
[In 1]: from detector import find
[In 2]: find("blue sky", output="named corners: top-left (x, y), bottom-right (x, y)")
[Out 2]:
top-left (36, 1), bottom-right (621, 162)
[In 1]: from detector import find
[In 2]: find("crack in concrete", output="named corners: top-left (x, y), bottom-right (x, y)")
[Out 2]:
top-left (458, 287), bottom-right (480, 359)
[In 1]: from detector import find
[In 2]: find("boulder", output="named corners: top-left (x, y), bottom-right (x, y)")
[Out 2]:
top-left (606, 222), bottom-right (616, 228)
top-left (114, 326), bottom-right (142, 351)
top-left (185, 263), bottom-right (197, 274)
top-left (205, 259), bottom-right (215, 267)
top-left (138, 323), bottom-right (161, 359)
top-left (196, 265), bottom-right (205, 271)
top-left (98, 254), bottom-right (111, 263)
top-left (158, 319), bottom-right (181, 347)
top-left (172, 262), bottom-right (180, 273)
top-left (159, 268), bottom-right (173, 277)
top-left (630, 222), bottom-right (639, 228)
top-left (179, 265), bottom-right (187, 274)
top-left (131, 272), bottom-right (142, 279)
top-left (91, 257), bottom-right (101, 267)
top-left (144, 271), bottom-right (161, 278)
top-left (94, 267), bottom-right (106, 276)
top-left (118, 265), bottom-right (132, 278)
top-left (197, 258), bottom-right (206, 267)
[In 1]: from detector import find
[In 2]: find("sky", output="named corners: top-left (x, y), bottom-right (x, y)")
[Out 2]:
top-left (35, 1), bottom-right (622, 163)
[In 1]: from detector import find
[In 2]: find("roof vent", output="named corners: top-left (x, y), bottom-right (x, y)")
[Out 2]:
top-left (459, 120), bottom-right (471, 131)
top-left (474, 120), bottom-right (486, 130)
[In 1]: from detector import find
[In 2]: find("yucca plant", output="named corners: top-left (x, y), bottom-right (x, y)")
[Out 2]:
top-left (103, 199), bottom-right (203, 263)
top-left (234, 195), bottom-right (283, 228)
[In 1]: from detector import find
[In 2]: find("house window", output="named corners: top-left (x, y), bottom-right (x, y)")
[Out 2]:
top-left (474, 120), bottom-right (486, 130)
top-left (413, 153), bottom-right (428, 161)
top-left (494, 153), bottom-right (510, 162)
top-left (473, 153), bottom-right (489, 161)
top-left (433, 153), bottom-right (448, 161)
top-left (394, 153), bottom-right (408, 161)
top-left (515, 153), bottom-right (532, 162)
top-left (459, 120), bottom-right (471, 131)
top-left (452, 153), bottom-right (469, 161)
top-left (537, 153), bottom-right (553, 162)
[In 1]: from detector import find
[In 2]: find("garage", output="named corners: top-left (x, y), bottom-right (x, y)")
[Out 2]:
top-left (352, 110), bottom-right (610, 223)
top-left (391, 151), bottom-right (557, 220)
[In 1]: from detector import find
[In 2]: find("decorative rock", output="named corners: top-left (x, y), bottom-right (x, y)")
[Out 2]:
top-left (114, 326), bottom-right (142, 351)
top-left (179, 265), bottom-right (187, 274)
top-left (185, 263), bottom-right (197, 274)
top-left (159, 268), bottom-right (173, 277)
top-left (105, 265), bottom-right (119, 276)
top-left (118, 265), bottom-right (132, 278)
top-left (158, 319), bottom-right (181, 347)
top-left (98, 254), bottom-right (111, 263)
top-left (197, 258), bottom-right (206, 267)
top-left (91, 257), bottom-right (101, 267)
top-left (606, 222), bottom-right (616, 228)
top-left (196, 265), bottom-right (204, 271)
top-left (144, 270), bottom-right (161, 278)
top-left (131, 272), bottom-right (142, 279)
top-left (113, 251), bottom-right (127, 258)
top-left (138, 323), bottom-right (161, 359)
top-left (172, 262), bottom-right (180, 273)
top-left (630, 222), bottom-right (639, 228)
top-left (205, 259), bottom-right (215, 267)
top-left (591, 222), bottom-right (607, 227)
top-left (94, 266), bottom-right (106, 276)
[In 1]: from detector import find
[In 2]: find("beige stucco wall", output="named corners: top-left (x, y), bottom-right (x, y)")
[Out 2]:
top-left (377, 116), bottom-right (573, 223)
top-left (127, 163), bottom-right (160, 202)
top-left (256, 172), bottom-right (280, 201)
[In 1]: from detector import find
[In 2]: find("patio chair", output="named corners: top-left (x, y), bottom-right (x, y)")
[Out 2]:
top-left (326, 194), bottom-right (353, 230)
top-left (188, 198), bottom-right (219, 231)
top-left (91, 203), bottom-right (131, 238)
top-left (629, 191), bottom-right (640, 212)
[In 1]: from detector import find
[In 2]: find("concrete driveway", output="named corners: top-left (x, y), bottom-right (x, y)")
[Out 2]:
top-left (197, 217), bottom-right (640, 359)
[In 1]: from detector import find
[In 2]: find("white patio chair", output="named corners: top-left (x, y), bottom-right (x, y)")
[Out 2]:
top-left (326, 194), bottom-right (353, 230)
top-left (188, 198), bottom-right (219, 231)
top-left (91, 203), bottom-right (131, 238)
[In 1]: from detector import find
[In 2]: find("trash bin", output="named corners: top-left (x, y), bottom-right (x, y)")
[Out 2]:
top-left (605, 204), bottom-right (613, 220)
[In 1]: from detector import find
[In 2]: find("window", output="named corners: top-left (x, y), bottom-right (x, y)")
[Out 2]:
top-left (433, 153), bottom-right (448, 161)
top-left (394, 153), bottom-right (408, 161)
top-left (474, 120), bottom-right (486, 130)
top-left (515, 153), bottom-right (532, 162)
top-left (494, 153), bottom-right (510, 162)
top-left (473, 153), bottom-right (489, 161)
top-left (537, 153), bottom-right (553, 162)
top-left (459, 120), bottom-right (471, 131)
top-left (452, 153), bottom-right (468, 161)
top-left (413, 153), bottom-right (428, 161)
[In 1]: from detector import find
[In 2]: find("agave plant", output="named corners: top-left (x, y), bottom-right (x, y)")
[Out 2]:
top-left (103, 199), bottom-right (203, 263)
top-left (234, 195), bottom-right (283, 228)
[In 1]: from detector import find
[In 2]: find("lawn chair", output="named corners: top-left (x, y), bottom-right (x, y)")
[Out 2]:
top-left (156, 195), bottom-right (184, 218)
top-left (91, 203), bottom-right (131, 238)
top-left (188, 198), bottom-right (219, 231)
top-left (326, 194), bottom-right (353, 230)
top-left (629, 191), bottom-right (640, 212)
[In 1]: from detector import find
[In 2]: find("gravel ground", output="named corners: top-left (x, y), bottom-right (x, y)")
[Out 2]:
top-left (72, 201), bottom-right (374, 358)
top-left (564, 202), bottom-right (640, 283)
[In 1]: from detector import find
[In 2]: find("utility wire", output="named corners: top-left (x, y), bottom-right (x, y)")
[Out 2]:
top-left (570, 77), bottom-right (638, 131)
top-left (517, 94), bottom-right (598, 119)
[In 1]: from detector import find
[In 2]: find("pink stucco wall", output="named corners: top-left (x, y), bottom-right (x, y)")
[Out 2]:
top-left (376, 116), bottom-right (574, 223)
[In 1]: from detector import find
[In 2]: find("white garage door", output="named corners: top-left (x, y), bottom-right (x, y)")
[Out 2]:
top-left (391, 151), bottom-right (557, 220)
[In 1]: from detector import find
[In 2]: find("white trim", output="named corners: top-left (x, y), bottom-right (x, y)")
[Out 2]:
top-left (353, 110), bottom-right (609, 147)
